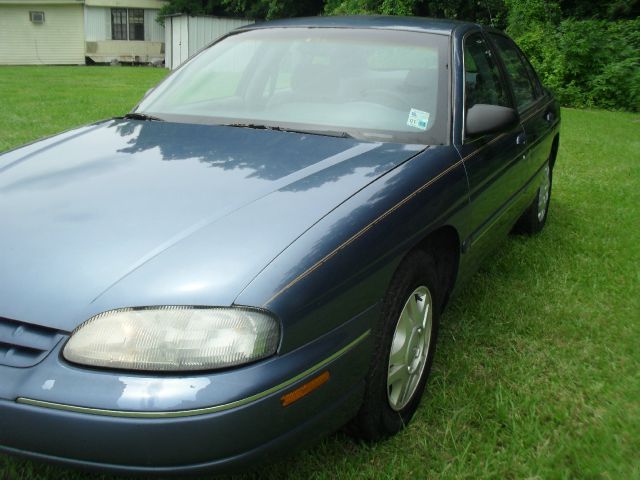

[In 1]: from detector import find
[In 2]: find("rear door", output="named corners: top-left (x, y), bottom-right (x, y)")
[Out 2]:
top-left (456, 31), bottom-right (527, 269)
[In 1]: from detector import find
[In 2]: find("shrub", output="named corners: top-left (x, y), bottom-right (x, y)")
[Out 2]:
top-left (512, 18), bottom-right (640, 111)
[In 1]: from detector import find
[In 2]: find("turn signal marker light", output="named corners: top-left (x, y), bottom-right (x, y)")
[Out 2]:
top-left (281, 371), bottom-right (330, 407)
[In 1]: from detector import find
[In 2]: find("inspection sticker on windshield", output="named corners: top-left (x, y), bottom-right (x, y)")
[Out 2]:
top-left (407, 108), bottom-right (430, 130)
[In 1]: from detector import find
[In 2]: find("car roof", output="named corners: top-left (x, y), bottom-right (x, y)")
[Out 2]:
top-left (237, 15), bottom-right (481, 36)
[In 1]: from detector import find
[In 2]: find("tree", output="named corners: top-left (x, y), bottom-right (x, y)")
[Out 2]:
top-left (160, 0), bottom-right (325, 19)
top-left (558, 0), bottom-right (640, 20)
top-left (223, 0), bottom-right (325, 19)
top-left (159, 0), bottom-right (229, 19)
top-left (325, 0), bottom-right (508, 26)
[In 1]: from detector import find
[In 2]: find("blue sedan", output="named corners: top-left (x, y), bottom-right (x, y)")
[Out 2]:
top-left (0, 16), bottom-right (560, 474)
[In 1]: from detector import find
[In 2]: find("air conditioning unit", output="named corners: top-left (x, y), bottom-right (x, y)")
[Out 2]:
top-left (30, 11), bottom-right (45, 24)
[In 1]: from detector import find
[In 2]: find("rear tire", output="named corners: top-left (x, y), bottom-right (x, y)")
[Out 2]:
top-left (349, 250), bottom-right (440, 441)
top-left (514, 162), bottom-right (552, 235)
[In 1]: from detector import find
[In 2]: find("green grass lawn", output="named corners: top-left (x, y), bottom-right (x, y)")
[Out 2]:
top-left (0, 66), bottom-right (168, 152)
top-left (1, 66), bottom-right (639, 479)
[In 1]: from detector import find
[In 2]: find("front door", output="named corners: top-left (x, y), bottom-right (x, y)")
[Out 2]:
top-left (488, 33), bottom-right (556, 201)
top-left (457, 31), bottom-right (527, 271)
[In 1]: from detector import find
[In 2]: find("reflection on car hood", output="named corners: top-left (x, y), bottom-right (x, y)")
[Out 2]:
top-left (0, 120), bottom-right (424, 331)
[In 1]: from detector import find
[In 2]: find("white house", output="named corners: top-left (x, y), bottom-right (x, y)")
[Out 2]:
top-left (0, 0), bottom-right (167, 65)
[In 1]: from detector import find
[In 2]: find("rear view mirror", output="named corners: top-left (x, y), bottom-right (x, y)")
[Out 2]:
top-left (466, 104), bottom-right (519, 137)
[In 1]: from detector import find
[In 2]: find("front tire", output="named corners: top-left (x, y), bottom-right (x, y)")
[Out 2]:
top-left (349, 250), bottom-right (440, 441)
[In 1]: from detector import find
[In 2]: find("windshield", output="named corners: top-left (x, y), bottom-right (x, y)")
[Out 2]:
top-left (137, 28), bottom-right (450, 144)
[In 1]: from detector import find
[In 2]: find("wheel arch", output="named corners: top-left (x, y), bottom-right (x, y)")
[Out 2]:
top-left (549, 134), bottom-right (560, 170)
top-left (411, 225), bottom-right (461, 311)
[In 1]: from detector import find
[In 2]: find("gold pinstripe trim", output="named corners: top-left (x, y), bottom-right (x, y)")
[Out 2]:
top-left (460, 131), bottom-right (509, 161)
top-left (461, 99), bottom-right (555, 160)
top-left (520, 99), bottom-right (555, 123)
top-left (263, 157), bottom-right (467, 306)
top-left (16, 330), bottom-right (371, 419)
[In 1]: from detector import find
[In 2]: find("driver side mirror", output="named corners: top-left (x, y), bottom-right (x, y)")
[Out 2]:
top-left (466, 104), bottom-right (519, 137)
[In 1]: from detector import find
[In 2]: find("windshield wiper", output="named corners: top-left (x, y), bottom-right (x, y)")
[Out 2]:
top-left (120, 112), bottom-right (165, 122)
top-left (223, 123), bottom-right (354, 139)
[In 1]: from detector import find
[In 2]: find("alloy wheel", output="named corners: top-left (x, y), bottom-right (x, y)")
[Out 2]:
top-left (387, 286), bottom-right (433, 411)
top-left (537, 165), bottom-right (551, 221)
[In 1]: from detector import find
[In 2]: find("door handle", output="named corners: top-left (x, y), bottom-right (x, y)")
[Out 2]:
top-left (545, 112), bottom-right (555, 123)
top-left (516, 133), bottom-right (527, 145)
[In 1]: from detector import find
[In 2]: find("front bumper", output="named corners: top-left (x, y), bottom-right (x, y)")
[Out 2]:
top-left (0, 309), bottom-right (375, 474)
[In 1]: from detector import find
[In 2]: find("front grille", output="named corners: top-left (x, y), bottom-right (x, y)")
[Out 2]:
top-left (0, 316), bottom-right (64, 368)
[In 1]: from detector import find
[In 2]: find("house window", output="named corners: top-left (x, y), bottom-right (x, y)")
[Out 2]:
top-left (29, 11), bottom-right (45, 24)
top-left (111, 8), bottom-right (145, 41)
top-left (111, 9), bottom-right (128, 40)
top-left (128, 9), bottom-right (145, 41)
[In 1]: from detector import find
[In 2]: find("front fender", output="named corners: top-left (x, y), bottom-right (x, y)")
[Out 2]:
top-left (235, 146), bottom-right (470, 353)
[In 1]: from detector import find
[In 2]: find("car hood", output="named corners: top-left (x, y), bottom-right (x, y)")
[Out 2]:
top-left (0, 120), bottom-right (424, 331)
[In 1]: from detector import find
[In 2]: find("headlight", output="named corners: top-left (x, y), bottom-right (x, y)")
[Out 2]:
top-left (63, 306), bottom-right (280, 371)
